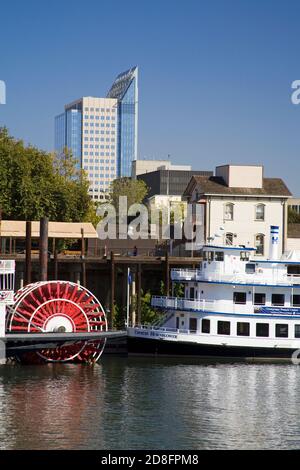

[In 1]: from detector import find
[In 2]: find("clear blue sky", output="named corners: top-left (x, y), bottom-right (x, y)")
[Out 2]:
top-left (1, 0), bottom-right (300, 194)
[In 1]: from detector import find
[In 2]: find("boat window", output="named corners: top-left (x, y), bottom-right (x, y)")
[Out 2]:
top-left (237, 322), bottom-right (250, 336)
top-left (292, 295), bottom-right (300, 307)
top-left (295, 325), bottom-right (300, 338)
top-left (275, 324), bottom-right (288, 338)
top-left (218, 321), bottom-right (231, 335)
top-left (176, 317), bottom-right (179, 330)
top-left (254, 293), bottom-right (266, 305)
top-left (189, 318), bottom-right (197, 333)
top-left (245, 263), bottom-right (255, 274)
top-left (272, 294), bottom-right (285, 306)
top-left (256, 323), bottom-right (269, 337)
top-left (233, 292), bottom-right (247, 304)
top-left (240, 251), bottom-right (250, 261)
top-left (190, 287), bottom-right (195, 299)
top-left (201, 319), bottom-right (210, 333)
top-left (215, 252), bottom-right (224, 261)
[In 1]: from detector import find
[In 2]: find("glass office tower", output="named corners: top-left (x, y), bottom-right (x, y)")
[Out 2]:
top-left (107, 66), bottom-right (138, 177)
top-left (55, 97), bottom-right (117, 200)
top-left (54, 104), bottom-right (82, 170)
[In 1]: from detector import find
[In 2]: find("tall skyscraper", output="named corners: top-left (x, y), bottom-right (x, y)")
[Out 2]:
top-left (55, 66), bottom-right (138, 199)
top-left (55, 97), bottom-right (118, 200)
top-left (107, 66), bottom-right (138, 178)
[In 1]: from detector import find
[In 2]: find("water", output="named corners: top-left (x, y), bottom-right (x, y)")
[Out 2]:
top-left (0, 357), bottom-right (300, 449)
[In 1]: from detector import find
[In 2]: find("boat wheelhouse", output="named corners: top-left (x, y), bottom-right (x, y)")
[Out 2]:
top-left (127, 226), bottom-right (300, 361)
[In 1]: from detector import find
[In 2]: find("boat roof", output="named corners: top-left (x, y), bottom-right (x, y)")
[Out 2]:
top-left (203, 245), bottom-right (257, 252)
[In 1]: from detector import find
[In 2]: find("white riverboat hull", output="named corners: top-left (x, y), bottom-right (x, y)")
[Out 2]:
top-left (127, 326), bottom-right (300, 362)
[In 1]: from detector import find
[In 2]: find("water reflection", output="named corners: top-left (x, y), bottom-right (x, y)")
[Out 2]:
top-left (0, 358), bottom-right (300, 449)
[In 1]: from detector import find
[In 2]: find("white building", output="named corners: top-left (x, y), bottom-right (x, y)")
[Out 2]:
top-left (132, 159), bottom-right (191, 179)
top-left (184, 164), bottom-right (292, 257)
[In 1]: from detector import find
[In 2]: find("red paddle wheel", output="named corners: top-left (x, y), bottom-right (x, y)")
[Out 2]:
top-left (6, 281), bottom-right (107, 363)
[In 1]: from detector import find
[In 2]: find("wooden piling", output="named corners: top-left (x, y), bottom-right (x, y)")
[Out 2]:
top-left (25, 220), bottom-right (32, 285)
top-left (39, 217), bottom-right (48, 281)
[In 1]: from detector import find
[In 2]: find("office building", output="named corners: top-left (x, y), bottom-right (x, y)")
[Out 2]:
top-left (107, 66), bottom-right (138, 178)
top-left (137, 168), bottom-right (213, 199)
top-left (55, 66), bottom-right (138, 199)
top-left (55, 97), bottom-right (118, 200)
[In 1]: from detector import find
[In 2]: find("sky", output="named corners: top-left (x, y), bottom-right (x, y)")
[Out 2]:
top-left (1, 0), bottom-right (300, 194)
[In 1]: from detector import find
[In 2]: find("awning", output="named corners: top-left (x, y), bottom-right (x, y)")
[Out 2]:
top-left (0, 221), bottom-right (98, 239)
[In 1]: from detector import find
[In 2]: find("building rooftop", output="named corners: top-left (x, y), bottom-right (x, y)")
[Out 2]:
top-left (184, 175), bottom-right (292, 198)
top-left (107, 66), bottom-right (138, 100)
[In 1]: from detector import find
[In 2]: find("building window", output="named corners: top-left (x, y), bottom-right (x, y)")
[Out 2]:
top-left (237, 322), bottom-right (250, 336)
top-left (201, 319), bottom-right (210, 333)
top-left (275, 324), bottom-right (288, 338)
top-left (224, 203), bottom-right (234, 221)
top-left (256, 323), bottom-right (269, 337)
top-left (217, 321), bottom-right (231, 335)
top-left (272, 294), bottom-right (285, 306)
top-left (225, 233), bottom-right (233, 245)
top-left (254, 293), bottom-right (266, 305)
top-left (255, 234), bottom-right (264, 256)
top-left (233, 292), bottom-right (247, 304)
top-left (255, 204), bottom-right (265, 221)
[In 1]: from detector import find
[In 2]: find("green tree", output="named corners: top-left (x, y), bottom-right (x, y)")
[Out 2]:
top-left (140, 291), bottom-right (163, 325)
top-left (0, 128), bottom-right (97, 223)
top-left (108, 177), bottom-right (149, 210)
top-left (288, 207), bottom-right (300, 224)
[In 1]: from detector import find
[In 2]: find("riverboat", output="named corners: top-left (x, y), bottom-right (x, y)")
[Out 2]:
top-left (127, 226), bottom-right (300, 361)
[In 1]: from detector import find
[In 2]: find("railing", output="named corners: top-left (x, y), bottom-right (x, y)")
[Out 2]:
top-left (151, 296), bottom-right (253, 314)
top-left (171, 268), bottom-right (300, 286)
top-left (0, 260), bottom-right (15, 273)
top-left (171, 269), bottom-right (202, 281)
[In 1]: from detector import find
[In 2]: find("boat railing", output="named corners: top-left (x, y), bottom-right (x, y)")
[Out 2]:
top-left (171, 268), bottom-right (300, 286)
top-left (0, 260), bottom-right (15, 274)
top-left (151, 296), bottom-right (253, 314)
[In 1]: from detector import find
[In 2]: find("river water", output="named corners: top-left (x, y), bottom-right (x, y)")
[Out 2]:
top-left (0, 357), bottom-right (300, 450)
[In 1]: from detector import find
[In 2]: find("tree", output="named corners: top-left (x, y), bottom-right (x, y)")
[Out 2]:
top-left (0, 128), bottom-right (97, 223)
top-left (137, 290), bottom-right (163, 325)
top-left (288, 207), bottom-right (300, 224)
top-left (108, 177), bottom-right (148, 210)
